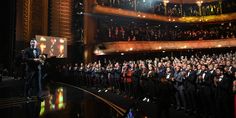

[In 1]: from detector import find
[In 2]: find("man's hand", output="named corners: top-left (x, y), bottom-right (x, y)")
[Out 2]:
top-left (33, 58), bottom-right (44, 64)
top-left (33, 58), bottom-right (40, 61)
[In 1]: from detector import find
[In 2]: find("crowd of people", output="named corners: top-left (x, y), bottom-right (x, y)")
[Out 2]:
top-left (96, 16), bottom-right (236, 41)
top-left (53, 51), bottom-right (236, 118)
top-left (96, 0), bottom-right (236, 17)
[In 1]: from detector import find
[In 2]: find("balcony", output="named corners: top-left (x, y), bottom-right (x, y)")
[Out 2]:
top-left (94, 38), bottom-right (236, 55)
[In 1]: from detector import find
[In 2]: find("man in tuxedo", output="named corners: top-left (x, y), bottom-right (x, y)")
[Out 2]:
top-left (184, 64), bottom-right (197, 114)
top-left (23, 39), bottom-right (43, 99)
top-left (196, 64), bottom-right (213, 117)
top-left (214, 66), bottom-right (233, 118)
top-left (173, 66), bottom-right (186, 111)
top-left (156, 77), bottom-right (173, 118)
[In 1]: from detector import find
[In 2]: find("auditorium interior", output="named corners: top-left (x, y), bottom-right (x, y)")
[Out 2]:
top-left (0, 0), bottom-right (236, 118)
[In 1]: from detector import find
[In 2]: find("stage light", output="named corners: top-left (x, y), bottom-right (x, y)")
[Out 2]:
top-left (163, 0), bottom-right (169, 4)
top-left (40, 37), bottom-right (46, 41)
top-left (59, 38), bottom-right (65, 43)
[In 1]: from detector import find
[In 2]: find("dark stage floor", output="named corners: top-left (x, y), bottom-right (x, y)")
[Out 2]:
top-left (0, 78), bottom-right (196, 118)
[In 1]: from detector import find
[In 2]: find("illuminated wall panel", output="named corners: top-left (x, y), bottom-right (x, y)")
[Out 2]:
top-left (49, 0), bottom-right (73, 45)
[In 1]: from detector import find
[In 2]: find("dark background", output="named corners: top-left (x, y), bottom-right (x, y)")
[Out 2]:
top-left (0, 0), bottom-right (16, 73)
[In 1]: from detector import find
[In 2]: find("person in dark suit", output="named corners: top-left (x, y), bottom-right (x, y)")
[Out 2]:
top-left (23, 39), bottom-right (43, 99)
top-left (173, 66), bottom-right (186, 111)
top-left (23, 39), bottom-right (44, 118)
top-left (233, 71), bottom-right (236, 118)
top-left (184, 64), bottom-right (197, 114)
top-left (156, 76), bottom-right (173, 118)
top-left (197, 64), bottom-right (213, 117)
top-left (214, 66), bottom-right (232, 118)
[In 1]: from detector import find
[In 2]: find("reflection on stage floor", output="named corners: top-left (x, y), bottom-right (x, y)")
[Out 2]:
top-left (0, 80), bottom-right (194, 118)
top-left (0, 81), bottom-right (130, 118)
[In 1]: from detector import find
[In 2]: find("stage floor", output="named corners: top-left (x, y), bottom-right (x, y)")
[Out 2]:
top-left (0, 79), bottom-right (194, 118)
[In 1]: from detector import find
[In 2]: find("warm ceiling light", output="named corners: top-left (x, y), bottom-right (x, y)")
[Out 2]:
top-left (163, 0), bottom-right (169, 6)
top-left (196, 0), bottom-right (203, 6)
top-left (181, 45), bottom-right (187, 49)
top-left (163, 0), bottom-right (169, 3)
top-left (40, 37), bottom-right (46, 41)
top-left (94, 49), bottom-right (99, 54)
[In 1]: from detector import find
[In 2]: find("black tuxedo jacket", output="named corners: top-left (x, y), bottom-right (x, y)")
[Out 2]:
top-left (23, 47), bottom-right (41, 71)
top-left (197, 71), bottom-right (212, 87)
top-left (217, 75), bottom-right (232, 97)
top-left (186, 70), bottom-right (197, 84)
